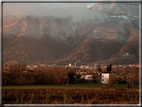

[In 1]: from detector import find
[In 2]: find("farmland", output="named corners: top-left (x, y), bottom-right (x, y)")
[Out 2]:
top-left (2, 64), bottom-right (140, 104)
top-left (2, 83), bottom-right (139, 104)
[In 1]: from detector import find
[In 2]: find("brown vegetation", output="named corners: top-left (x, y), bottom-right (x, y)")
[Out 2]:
top-left (3, 63), bottom-right (139, 87)
top-left (2, 64), bottom-right (76, 85)
top-left (3, 88), bottom-right (139, 104)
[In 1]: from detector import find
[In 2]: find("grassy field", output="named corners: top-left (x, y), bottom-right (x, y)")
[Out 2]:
top-left (2, 82), bottom-right (139, 89)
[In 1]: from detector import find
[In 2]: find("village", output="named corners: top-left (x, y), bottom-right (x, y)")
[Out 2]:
top-left (3, 59), bottom-right (140, 87)
top-left (2, 61), bottom-right (140, 104)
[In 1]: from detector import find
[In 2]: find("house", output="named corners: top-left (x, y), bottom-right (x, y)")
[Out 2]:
top-left (101, 72), bottom-right (116, 84)
top-left (85, 73), bottom-right (101, 83)
top-left (80, 75), bottom-right (85, 80)
top-left (85, 75), bottom-right (93, 81)
top-left (122, 52), bottom-right (132, 57)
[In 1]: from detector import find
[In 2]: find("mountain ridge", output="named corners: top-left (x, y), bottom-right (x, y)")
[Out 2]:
top-left (2, 3), bottom-right (139, 65)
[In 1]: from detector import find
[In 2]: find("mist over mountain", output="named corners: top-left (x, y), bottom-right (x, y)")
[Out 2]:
top-left (2, 3), bottom-right (139, 66)
top-left (3, 3), bottom-right (98, 22)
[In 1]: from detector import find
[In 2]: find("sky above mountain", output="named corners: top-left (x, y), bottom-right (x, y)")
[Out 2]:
top-left (0, 0), bottom-right (141, 14)
top-left (3, 3), bottom-right (103, 22)
top-left (2, 0), bottom-right (141, 22)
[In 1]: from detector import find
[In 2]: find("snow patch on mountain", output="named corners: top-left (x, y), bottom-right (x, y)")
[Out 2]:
top-left (17, 21), bottom-right (27, 37)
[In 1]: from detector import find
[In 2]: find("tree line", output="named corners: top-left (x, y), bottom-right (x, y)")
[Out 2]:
top-left (2, 63), bottom-right (139, 88)
top-left (3, 64), bottom-right (76, 85)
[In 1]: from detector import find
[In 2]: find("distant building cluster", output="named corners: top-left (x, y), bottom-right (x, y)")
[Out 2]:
top-left (109, 14), bottom-right (138, 21)
top-left (122, 52), bottom-right (132, 57)
top-left (3, 60), bottom-right (139, 72)
top-left (110, 14), bottom-right (129, 20)
top-left (90, 13), bottom-right (139, 21)
top-left (2, 60), bottom-right (140, 85)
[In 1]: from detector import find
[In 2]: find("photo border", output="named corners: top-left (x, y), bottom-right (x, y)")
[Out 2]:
top-left (0, 0), bottom-right (141, 106)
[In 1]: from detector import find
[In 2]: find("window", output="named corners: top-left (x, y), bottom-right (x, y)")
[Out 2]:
top-left (102, 79), bottom-right (104, 81)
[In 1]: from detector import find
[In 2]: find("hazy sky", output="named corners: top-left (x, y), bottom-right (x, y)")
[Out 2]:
top-left (3, 3), bottom-right (100, 22)
top-left (2, 0), bottom-right (141, 17)
top-left (3, 3), bottom-right (93, 15)
top-left (3, 0), bottom-right (141, 14)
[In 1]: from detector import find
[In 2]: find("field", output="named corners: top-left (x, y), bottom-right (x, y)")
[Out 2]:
top-left (2, 83), bottom-right (139, 104)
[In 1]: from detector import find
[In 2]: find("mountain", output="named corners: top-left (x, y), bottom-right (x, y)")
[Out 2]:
top-left (55, 20), bottom-right (139, 65)
top-left (2, 3), bottom-right (139, 66)
top-left (88, 3), bottom-right (139, 16)
top-left (88, 3), bottom-right (139, 27)
top-left (3, 16), bottom-right (74, 64)
top-left (55, 39), bottom-right (123, 65)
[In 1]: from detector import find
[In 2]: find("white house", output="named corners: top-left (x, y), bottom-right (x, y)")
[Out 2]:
top-left (101, 72), bottom-right (116, 84)
top-left (80, 75), bottom-right (85, 79)
top-left (85, 75), bottom-right (93, 81)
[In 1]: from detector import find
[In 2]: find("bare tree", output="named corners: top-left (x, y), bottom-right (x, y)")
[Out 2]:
top-left (126, 67), bottom-right (139, 89)
top-left (108, 76), bottom-right (117, 89)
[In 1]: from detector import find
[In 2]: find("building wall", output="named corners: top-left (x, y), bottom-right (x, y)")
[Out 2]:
top-left (80, 75), bottom-right (85, 79)
top-left (102, 73), bottom-right (109, 84)
top-left (85, 75), bottom-right (93, 81)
